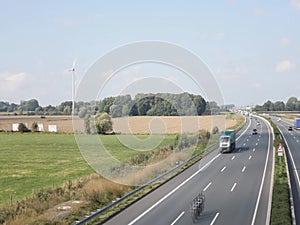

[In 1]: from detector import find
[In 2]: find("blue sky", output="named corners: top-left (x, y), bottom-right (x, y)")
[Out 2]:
top-left (1, 0), bottom-right (300, 106)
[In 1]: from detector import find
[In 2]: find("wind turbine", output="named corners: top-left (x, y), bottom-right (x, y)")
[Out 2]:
top-left (69, 59), bottom-right (76, 115)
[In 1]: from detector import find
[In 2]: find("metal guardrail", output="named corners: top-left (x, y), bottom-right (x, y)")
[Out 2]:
top-left (73, 117), bottom-right (247, 225)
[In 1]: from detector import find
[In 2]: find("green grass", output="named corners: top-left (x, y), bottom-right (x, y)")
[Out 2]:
top-left (0, 132), bottom-right (175, 207)
top-left (269, 120), bottom-right (292, 225)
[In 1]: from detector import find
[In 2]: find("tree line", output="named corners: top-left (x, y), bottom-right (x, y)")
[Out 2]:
top-left (253, 97), bottom-right (300, 112)
top-left (0, 92), bottom-right (224, 117)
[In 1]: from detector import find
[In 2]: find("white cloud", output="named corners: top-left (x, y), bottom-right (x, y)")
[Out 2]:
top-left (280, 37), bottom-right (291, 46)
top-left (214, 32), bottom-right (225, 41)
top-left (253, 8), bottom-right (265, 16)
top-left (198, 32), bottom-right (225, 41)
top-left (0, 72), bottom-right (29, 91)
top-left (275, 60), bottom-right (296, 73)
top-left (215, 65), bottom-right (247, 80)
top-left (290, 0), bottom-right (300, 9)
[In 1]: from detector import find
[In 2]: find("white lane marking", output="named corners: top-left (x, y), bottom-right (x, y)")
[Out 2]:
top-left (257, 139), bottom-right (260, 141)
top-left (231, 156), bottom-right (235, 160)
top-left (238, 148), bottom-right (241, 152)
top-left (247, 139), bottom-right (249, 141)
top-left (296, 140), bottom-right (299, 143)
top-left (251, 116), bottom-right (272, 225)
top-left (170, 211), bottom-right (185, 225)
top-left (242, 166), bottom-right (246, 173)
top-left (253, 148), bottom-right (256, 152)
top-left (256, 143), bottom-right (258, 146)
top-left (221, 166), bottom-right (226, 172)
top-left (203, 182), bottom-right (212, 192)
top-left (210, 212), bottom-right (220, 225)
top-left (230, 183), bottom-right (237, 192)
top-left (243, 143), bottom-right (246, 146)
top-left (249, 155), bottom-right (252, 160)
top-left (128, 153), bottom-right (221, 225)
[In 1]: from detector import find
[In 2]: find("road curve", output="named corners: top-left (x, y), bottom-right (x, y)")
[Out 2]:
top-left (102, 116), bottom-right (274, 225)
top-left (272, 116), bottom-right (300, 224)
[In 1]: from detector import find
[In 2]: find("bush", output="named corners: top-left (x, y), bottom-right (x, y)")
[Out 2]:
top-left (18, 123), bottom-right (30, 133)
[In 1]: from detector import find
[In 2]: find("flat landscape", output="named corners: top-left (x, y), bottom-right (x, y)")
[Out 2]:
top-left (0, 114), bottom-right (237, 133)
top-left (0, 115), bottom-right (240, 207)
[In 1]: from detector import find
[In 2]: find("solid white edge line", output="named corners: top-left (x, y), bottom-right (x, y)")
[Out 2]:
top-left (203, 182), bottom-right (212, 192)
top-left (210, 212), bottom-right (220, 225)
top-left (230, 182), bottom-right (237, 192)
top-left (250, 116), bottom-right (272, 225)
top-left (127, 153), bottom-right (221, 225)
top-left (276, 125), bottom-right (298, 225)
top-left (170, 211), bottom-right (185, 225)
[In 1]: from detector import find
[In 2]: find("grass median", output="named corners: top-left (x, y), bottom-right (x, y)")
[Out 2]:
top-left (269, 120), bottom-right (292, 225)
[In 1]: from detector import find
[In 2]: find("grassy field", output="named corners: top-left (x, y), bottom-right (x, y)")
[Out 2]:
top-left (0, 114), bottom-right (241, 207)
top-left (0, 133), bottom-right (175, 206)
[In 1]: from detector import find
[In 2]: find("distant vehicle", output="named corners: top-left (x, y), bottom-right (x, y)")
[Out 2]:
top-left (219, 129), bottom-right (236, 153)
top-left (288, 126), bottom-right (293, 131)
top-left (257, 121), bottom-right (260, 125)
top-left (252, 128), bottom-right (257, 135)
top-left (295, 118), bottom-right (300, 130)
top-left (277, 118), bottom-right (281, 122)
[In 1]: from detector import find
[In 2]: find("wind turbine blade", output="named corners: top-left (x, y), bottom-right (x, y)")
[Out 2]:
top-left (72, 58), bottom-right (77, 69)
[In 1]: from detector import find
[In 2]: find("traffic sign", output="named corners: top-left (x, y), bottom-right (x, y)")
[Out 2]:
top-left (278, 143), bottom-right (284, 156)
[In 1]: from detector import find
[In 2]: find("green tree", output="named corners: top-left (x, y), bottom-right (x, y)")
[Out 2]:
top-left (286, 97), bottom-right (298, 111)
top-left (31, 121), bottom-right (38, 132)
top-left (18, 123), bottom-right (29, 133)
top-left (84, 114), bottom-right (91, 134)
top-left (95, 113), bottom-right (113, 134)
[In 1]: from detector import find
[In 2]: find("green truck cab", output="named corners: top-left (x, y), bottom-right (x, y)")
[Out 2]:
top-left (219, 129), bottom-right (236, 153)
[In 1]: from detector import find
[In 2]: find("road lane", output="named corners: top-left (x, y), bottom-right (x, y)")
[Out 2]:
top-left (103, 117), bottom-right (273, 225)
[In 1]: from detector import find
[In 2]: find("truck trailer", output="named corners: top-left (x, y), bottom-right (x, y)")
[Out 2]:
top-left (295, 118), bottom-right (300, 130)
top-left (219, 129), bottom-right (236, 153)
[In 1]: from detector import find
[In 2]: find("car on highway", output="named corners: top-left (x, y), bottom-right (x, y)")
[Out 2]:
top-left (252, 128), bottom-right (257, 135)
top-left (288, 126), bottom-right (293, 131)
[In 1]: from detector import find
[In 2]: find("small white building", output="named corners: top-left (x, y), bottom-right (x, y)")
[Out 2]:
top-left (38, 124), bottom-right (44, 132)
top-left (48, 124), bottom-right (57, 132)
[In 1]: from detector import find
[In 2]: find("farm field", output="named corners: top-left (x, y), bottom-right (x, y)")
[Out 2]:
top-left (0, 114), bottom-right (237, 133)
top-left (0, 133), bottom-right (175, 206)
top-left (0, 114), bottom-right (241, 207)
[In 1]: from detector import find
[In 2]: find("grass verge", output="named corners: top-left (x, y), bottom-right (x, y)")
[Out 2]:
top-left (269, 120), bottom-right (292, 225)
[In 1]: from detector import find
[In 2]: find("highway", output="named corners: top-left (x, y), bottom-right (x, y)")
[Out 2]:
top-left (271, 117), bottom-right (300, 224)
top-left (103, 116), bottom-right (274, 225)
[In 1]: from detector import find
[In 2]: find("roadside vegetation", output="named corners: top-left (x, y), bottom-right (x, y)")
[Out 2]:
top-left (269, 120), bottom-right (292, 225)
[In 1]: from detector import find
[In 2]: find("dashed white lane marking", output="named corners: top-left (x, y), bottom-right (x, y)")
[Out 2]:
top-left (253, 148), bottom-right (256, 152)
top-left (127, 153), bottom-right (221, 225)
top-left (297, 140), bottom-right (299, 143)
top-left (249, 155), bottom-right (252, 160)
top-left (231, 156), bottom-right (235, 160)
top-left (256, 143), bottom-right (258, 146)
top-left (230, 183), bottom-right (237, 192)
top-left (243, 143), bottom-right (246, 146)
top-left (221, 166), bottom-right (226, 172)
top-left (247, 139), bottom-right (249, 141)
top-left (257, 139), bottom-right (260, 141)
top-left (238, 148), bottom-right (241, 152)
top-left (170, 211), bottom-right (185, 225)
top-left (242, 166), bottom-right (246, 173)
top-left (210, 212), bottom-right (220, 225)
top-left (203, 182), bottom-right (212, 192)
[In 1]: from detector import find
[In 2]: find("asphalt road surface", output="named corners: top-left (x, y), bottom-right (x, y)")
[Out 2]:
top-left (103, 116), bottom-right (274, 225)
top-left (271, 116), bottom-right (300, 224)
